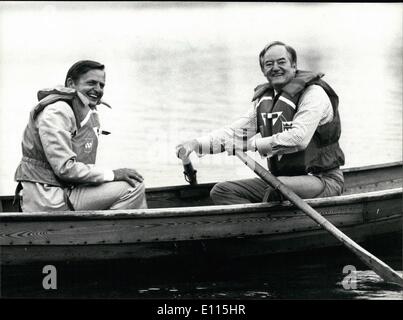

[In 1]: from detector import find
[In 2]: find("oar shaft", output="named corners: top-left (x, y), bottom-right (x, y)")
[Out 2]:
top-left (236, 151), bottom-right (403, 287)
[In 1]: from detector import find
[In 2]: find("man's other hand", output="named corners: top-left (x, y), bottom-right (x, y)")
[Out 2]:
top-left (113, 168), bottom-right (144, 187)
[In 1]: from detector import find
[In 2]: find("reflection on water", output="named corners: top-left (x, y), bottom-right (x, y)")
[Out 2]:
top-left (0, 3), bottom-right (402, 194)
top-left (337, 271), bottom-right (403, 300)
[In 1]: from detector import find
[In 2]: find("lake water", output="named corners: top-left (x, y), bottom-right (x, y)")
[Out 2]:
top-left (0, 2), bottom-right (401, 195)
top-left (0, 2), bottom-right (402, 301)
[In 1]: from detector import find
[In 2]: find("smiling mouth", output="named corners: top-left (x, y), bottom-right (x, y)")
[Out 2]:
top-left (87, 93), bottom-right (99, 100)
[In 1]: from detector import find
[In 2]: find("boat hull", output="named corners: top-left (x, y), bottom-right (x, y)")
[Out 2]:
top-left (1, 216), bottom-right (401, 266)
top-left (1, 188), bottom-right (401, 265)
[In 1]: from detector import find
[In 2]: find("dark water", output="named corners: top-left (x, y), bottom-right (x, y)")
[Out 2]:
top-left (2, 233), bottom-right (402, 300)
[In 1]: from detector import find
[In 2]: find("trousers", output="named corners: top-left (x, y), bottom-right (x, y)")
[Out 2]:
top-left (210, 168), bottom-right (344, 205)
top-left (21, 180), bottom-right (147, 212)
top-left (68, 181), bottom-right (147, 210)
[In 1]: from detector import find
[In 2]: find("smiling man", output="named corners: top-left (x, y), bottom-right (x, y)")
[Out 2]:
top-left (176, 41), bottom-right (345, 204)
top-left (14, 60), bottom-right (147, 212)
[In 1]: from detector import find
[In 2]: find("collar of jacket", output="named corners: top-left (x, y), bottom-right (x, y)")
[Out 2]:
top-left (33, 86), bottom-right (91, 122)
top-left (252, 70), bottom-right (325, 102)
top-left (37, 86), bottom-right (111, 110)
top-left (37, 86), bottom-right (90, 106)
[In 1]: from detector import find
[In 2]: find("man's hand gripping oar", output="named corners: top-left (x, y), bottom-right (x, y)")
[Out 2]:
top-left (176, 141), bottom-right (198, 185)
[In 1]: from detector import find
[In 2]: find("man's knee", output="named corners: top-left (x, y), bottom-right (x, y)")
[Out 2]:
top-left (134, 181), bottom-right (146, 193)
top-left (110, 181), bottom-right (147, 210)
top-left (127, 181), bottom-right (147, 208)
top-left (115, 181), bottom-right (145, 195)
top-left (126, 181), bottom-right (146, 198)
top-left (210, 182), bottom-right (224, 197)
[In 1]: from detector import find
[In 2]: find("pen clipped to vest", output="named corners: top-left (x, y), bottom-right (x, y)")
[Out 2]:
top-left (177, 147), bottom-right (198, 185)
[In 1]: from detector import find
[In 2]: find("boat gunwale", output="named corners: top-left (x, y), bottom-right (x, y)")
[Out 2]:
top-left (130, 161), bottom-right (403, 193)
top-left (340, 160), bottom-right (402, 173)
top-left (3, 161), bottom-right (399, 201)
top-left (0, 187), bottom-right (401, 222)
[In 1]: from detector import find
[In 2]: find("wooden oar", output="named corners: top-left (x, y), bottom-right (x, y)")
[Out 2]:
top-left (235, 151), bottom-right (403, 287)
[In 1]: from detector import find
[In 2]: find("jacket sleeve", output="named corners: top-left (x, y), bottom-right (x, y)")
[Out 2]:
top-left (36, 101), bottom-right (111, 184)
top-left (196, 104), bottom-right (258, 155)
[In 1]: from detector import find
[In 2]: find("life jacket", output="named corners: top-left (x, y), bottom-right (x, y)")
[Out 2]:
top-left (253, 70), bottom-right (345, 176)
top-left (14, 87), bottom-right (101, 187)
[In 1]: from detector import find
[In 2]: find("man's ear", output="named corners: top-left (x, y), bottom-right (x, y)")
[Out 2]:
top-left (66, 78), bottom-right (75, 88)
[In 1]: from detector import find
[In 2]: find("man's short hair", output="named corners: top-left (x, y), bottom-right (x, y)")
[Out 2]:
top-left (259, 41), bottom-right (297, 71)
top-left (65, 60), bottom-right (105, 86)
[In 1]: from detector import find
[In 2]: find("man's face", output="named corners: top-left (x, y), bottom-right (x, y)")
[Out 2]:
top-left (69, 69), bottom-right (105, 107)
top-left (262, 45), bottom-right (296, 90)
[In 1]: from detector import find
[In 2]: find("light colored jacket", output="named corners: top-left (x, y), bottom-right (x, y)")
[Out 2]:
top-left (15, 87), bottom-right (108, 187)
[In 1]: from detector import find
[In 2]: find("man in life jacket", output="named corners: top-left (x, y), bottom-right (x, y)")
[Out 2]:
top-left (176, 41), bottom-right (345, 204)
top-left (14, 60), bottom-right (147, 212)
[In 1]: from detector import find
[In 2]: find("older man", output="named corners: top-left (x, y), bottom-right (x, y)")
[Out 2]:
top-left (15, 60), bottom-right (147, 211)
top-left (176, 41), bottom-right (345, 204)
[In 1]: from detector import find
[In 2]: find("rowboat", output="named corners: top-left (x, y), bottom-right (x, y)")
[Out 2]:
top-left (0, 161), bottom-right (401, 265)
